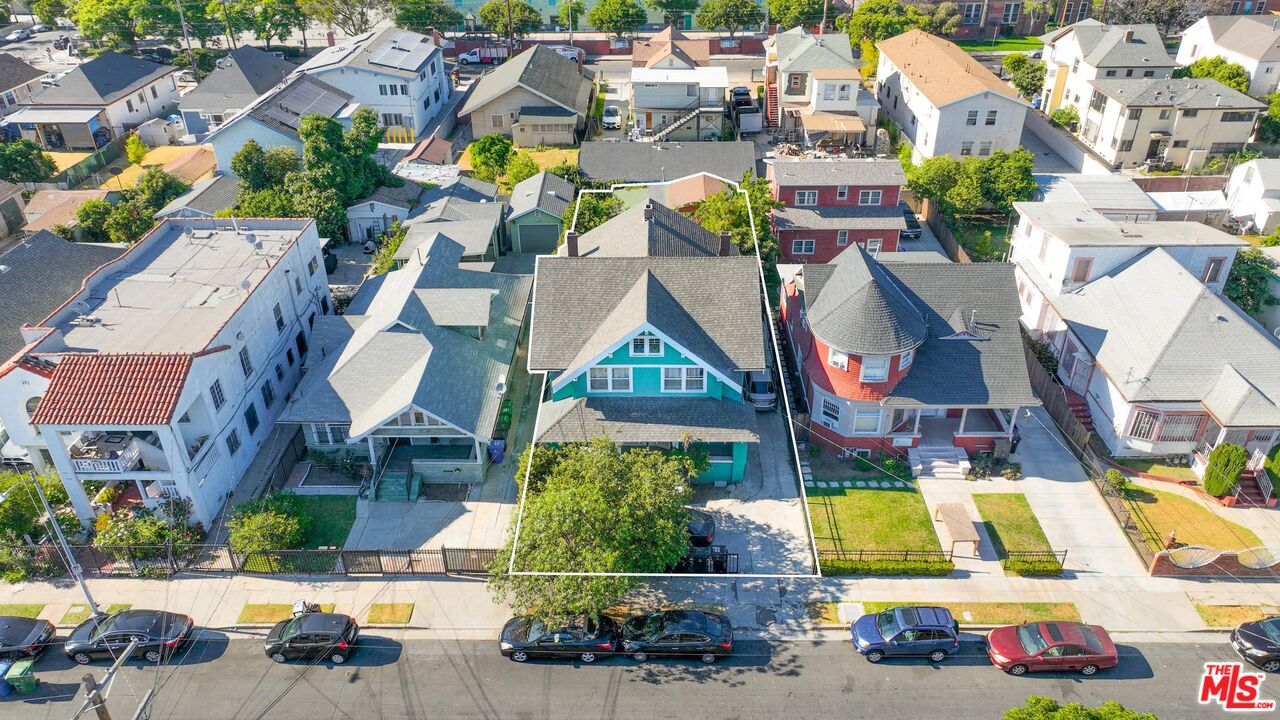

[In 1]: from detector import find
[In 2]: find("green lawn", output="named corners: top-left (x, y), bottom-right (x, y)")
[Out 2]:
top-left (60, 603), bottom-right (132, 626)
top-left (0, 603), bottom-right (44, 618)
top-left (238, 603), bottom-right (335, 624)
top-left (947, 215), bottom-right (1013, 261)
top-left (295, 495), bottom-right (357, 549)
top-left (973, 493), bottom-right (1053, 556)
top-left (862, 601), bottom-right (1080, 625)
top-left (1124, 487), bottom-right (1263, 551)
top-left (954, 36), bottom-right (1044, 52)
top-left (1114, 458), bottom-right (1200, 483)
top-left (808, 483), bottom-right (942, 552)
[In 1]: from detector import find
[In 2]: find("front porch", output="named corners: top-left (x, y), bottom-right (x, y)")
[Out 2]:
top-left (9, 106), bottom-right (113, 150)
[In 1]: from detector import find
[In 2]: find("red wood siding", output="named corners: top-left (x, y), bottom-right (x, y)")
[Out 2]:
top-left (774, 185), bottom-right (902, 208)
top-left (778, 228), bottom-right (901, 263)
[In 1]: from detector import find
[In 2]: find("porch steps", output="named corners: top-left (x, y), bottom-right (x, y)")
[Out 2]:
top-left (1064, 390), bottom-right (1094, 431)
top-left (1236, 470), bottom-right (1268, 506)
top-left (374, 471), bottom-right (415, 502)
top-left (649, 107), bottom-right (718, 142)
top-left (911, 446), bottom-right (969, 481)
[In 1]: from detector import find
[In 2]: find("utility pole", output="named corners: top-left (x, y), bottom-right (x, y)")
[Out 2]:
top-left (73, 639), bottom-right (142, 720)
top-left (220, 0), bottom-right (238, 50)
top-left (820, 0), bottom-right (828, 31)
top-left (0, 472), bottom-right (100, 615)
top-left (174, 0), bottom-right (199, 81)
top-left (505, 0), bottom-right (515, 55)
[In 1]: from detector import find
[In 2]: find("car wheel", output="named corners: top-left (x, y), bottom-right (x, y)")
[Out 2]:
top-left (144, 650), bottom-right (162, 663)
top-left (579, 652), bottom-right (597, 663)
top-left (928, 650), bottom-right (948, 663)
top-left (458, 58), bottom-right (470, 65)
top-left (510, 651), bottom-right (528, 663)
top-left (271, 652), bottom-right (287, 663)
top-left (1264, 660), bottom-right (1280, 673)
top-left (1080, 664), bottom-right (1099, 676)
top-left (700, 653), bottom-right (717, 664)
top-left (1009, 664), bottom-right (1029, 676)
top-left (865, 650), bottom-right (885, 663)
top-left (72, 652), bottom-right (92, 665)
top-left (330, 652), bottom-right (346, 664)
top-left (632, 652), bottom-right (648, 663)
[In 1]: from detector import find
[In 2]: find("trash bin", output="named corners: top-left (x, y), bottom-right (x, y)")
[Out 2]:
top-left (487, 439), bottom-right (506, 464)
top-left (4, 659), bottom-right (34, 695)
top-left (0, 661), bottom-right (12, 697)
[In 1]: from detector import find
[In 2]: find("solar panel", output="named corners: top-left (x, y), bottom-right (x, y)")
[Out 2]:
top-left (262, 79), bottom-right (347, 129)
top-left (368, 33), bottom-right (432, 72)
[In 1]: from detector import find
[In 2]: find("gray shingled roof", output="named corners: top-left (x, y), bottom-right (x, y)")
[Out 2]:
top-left (27, 51), bottom-right (175, 105)
top-left (805, 247), bottom-right (927, 356)
top-left (530, 256), bottom-right (766, 379)
top-left (297, 27), bottom-right (441, 79)
top-left (774, 205), bottom-right (906, 231)
top-left (800, 248), bottom-right (1037, 407)
top-left (772, 26), bottom-right (856, 74)
top-left (0, 53), bottom-right (44, 93)
top-left (399, 218), bottom-right (498, 261)
top-left (509, 171), bottom-right (575, 221)
top-left (535, 396), bottom-right (760, 444)
top-left (1051, 248), bottom-right (1280, 425)
top-left (156, 174), bottom-right (240, 218)
top-left (579, 141), bottom-right (757, 183)
top-left (177, 46), bottom-right (293, 115)
top-left (0, 231), bottom-right (123, 361)
top-left (1199, 15), bottom-right (1280, 63)
top-left (277, 235), bottom-right (532, 438)
top-left (1089, 77), bottom-right (1264, 109)
top-left (1045, 20), bottom-right (1174, 67)
top-left (771, 157), bottom-right (905, 187)
top-left (460, 44), bottom-right (593, 117)
top-left (571, 200), bottom-right (732, 257)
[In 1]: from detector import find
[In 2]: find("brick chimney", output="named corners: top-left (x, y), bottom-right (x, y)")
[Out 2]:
top-left (565, 230), bottom-right (578, 256)
top-left (643, 202), bottom-right (654, 221)
top-left (719, 231), bottom-right (732, 256)
top-left (1122, 29), bottom-right (1134, 42)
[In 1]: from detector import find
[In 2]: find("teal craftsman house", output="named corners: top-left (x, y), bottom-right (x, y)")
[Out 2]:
top-left (528, 200), bottom-right (766, 484)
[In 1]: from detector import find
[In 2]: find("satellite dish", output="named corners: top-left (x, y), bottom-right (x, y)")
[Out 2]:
top-left (71, 300), bottom-right (90, 315)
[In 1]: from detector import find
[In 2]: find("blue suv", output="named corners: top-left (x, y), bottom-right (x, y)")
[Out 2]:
top-left (850, 606), bottom-right (960, 663)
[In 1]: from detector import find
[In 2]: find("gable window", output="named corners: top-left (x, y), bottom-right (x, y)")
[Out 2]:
top-left (858, 189), bottom-right (882, 205)
top-left (837, 229), bottom-right (849, 246)
top-left (210, 380), bottom-right (226, 411)
top-left (795, 190), bottom-right (818, 206)
top-left (828, 348), bottom-right (849, 370)
top-left (1203, 257), bottom-right (1225, 283)
top-left (225, 428), bottom-right (241, 456)
top-left (836, 185), bottom-right (848, 200)
top-left (1069, 257), bottom-right (1093, 284)
top-left (899, 348), bottom-right (914, 370)
top-left (588, 366), bottom-right (631, 392)
top-left (966, 109), bottom-right (978, 126)
top-left (860, 355), bottom-right (890, 382)
top-left (239, 346), bottom-right (253, 377)
top-left (1127, 408), bottom-right (1159, 440)
top-left (662, 367), bottom-right (706, 392)
top-left (631, 334), bottom-right (663, 356)
top-left (852, 408), bottom-right (881, 434)
top-left (791, 239), bottom-right (815, 255)
top-left (820, 397), bottom-right (841, 423)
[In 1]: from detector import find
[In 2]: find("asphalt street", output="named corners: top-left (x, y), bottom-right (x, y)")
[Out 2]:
top-left (2, 634), bottom-right (1254, 719)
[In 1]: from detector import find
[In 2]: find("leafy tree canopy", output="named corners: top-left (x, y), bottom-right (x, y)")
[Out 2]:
top-left (1176, 55), bottom-right (1251, 95)
top-left (478, 0), bottom-right (542, 40)
top-left (231, 140), bottom-right (301, 192)
top-left (1005, 696), bottom-right (1156, 720)
top-left (32, 0), bottom-right (67, 25)
top-left (839, 0), bottom-right (930, 42)
top-left (768, 0), bottom-right (823, 30)
top-left (693, 171), bottom-right (783, 257)
top-left (393, 0), bottom-right (464, 33)
top-left (500, 151), bottom-right (541, 189)
top-left (587, 0), bottom-right (647, 37)
top-left (0, 139), bottom-right (56, 183)
top-left (1225, 247), bottom-right (1280, 316)
top-left (905, 149), bottom-right (1037, 216)
top-left (695, 0), bottom-right (763, 36)
top-left (299, 0), bottom-right (382, 36)
top-left (563, 191), bottom-right (622, 235)
top-left (469, 133), bottom-right (514, 183)
top-left (0, 471), bottom-right (69, 544)
top-left (73, 0), bottom-right (143, 52)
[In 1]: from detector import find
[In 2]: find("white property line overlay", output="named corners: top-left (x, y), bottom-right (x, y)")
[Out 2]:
top-left (508, 174), bottom-right (823, 579)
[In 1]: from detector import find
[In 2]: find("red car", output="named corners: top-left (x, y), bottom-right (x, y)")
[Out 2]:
top-left (987, 621), bottom-right (1118, 676)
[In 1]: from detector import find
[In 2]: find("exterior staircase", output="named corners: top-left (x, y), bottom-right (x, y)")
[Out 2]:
top-left (1236, 468), bottom-right (1270, 506)
top-left (765, 84), bottom-right (780, 128)
top-left (1064, 388), bottom-right (1094, 430)
top-left (909, 446), bottom-right (970, 480)
top-left (373, 470), bottom-right (421, 502)
top-left (649, 107), bottom-right (719, 142)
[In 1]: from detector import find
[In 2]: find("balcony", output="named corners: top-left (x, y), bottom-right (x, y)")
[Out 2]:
top-left (68, 432), bottom-right (167, 474)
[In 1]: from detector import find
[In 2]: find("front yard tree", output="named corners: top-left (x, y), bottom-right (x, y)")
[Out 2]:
top-left (299, 0), bottom-right (381, 36)
top-left (246, 0), bottom-right (306, 51)
top-left (394, 0), bottom-right (464, 33)
top-left (469, 133), bottom-right (514, 182)
top-left (488, 438), bottom-right (694, 621)
top-left (975, 149), bottom-right (1037, 215)
top-left (693, 171), bottom-right (783, 257)
top-left (1006, 696), bottom-right (1156, 720)
top-left (645, 0), bottom-right (698, 27)
top-left (1225, 248), bottom-right (1280, 316)
top-left (1204, 443), bottom-right (1249, 498)
top-left (839, 0), bottom-right (930, 43)
top-left (32, 0), bottom-right (67, 25)
top-left (587, 0), bottom-right (647, 37)
top-left (478, 0), bottom-right (542, 44)
top-left (0, 139), bottom-right (55, 183)
top-left (768, 0), bottom-right (823, 30)
top-left (695, 0), bottom-right (763, 37)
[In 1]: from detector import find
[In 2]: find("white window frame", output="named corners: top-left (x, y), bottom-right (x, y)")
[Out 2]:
top-left (662, 366), bottom-right (706, 393)
top-left (852, 408), bottom-right (881, 434)
top-left (792, 238), bottom-right (816, 255)
top-left (865, 237), bottom-right (882, 256)
top-left (860, 355), bottom-right (890, 382)
top-left (899, 348), bottom-right (914, 371)
top-left (828, 348), bottom-right (849, 370)
top-left (836, 185), bottom-right (848, 200)
top-left (588, 366), bottom-right (632, 392)
top-left (630, 334), bottom-right (663, 357)
top-left (795, 190), bottom-right (818, 206)
top-left (858, 189), bottom-right (882, 206)
top-left (966, 109), bottom-right (978, 126)
top-left (820, 397), bottom-right (841, 423)
top-left (837, 229), bottom-right (849, 246)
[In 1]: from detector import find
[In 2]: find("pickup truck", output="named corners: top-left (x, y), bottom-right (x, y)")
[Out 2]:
top-left (456, 46), bottom-right (509, 65)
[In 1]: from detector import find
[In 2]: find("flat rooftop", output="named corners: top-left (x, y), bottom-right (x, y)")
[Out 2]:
top-left (45, 219), bottom-right (313, 354)
top-left (1014, 201), bottom-right (1245, 247)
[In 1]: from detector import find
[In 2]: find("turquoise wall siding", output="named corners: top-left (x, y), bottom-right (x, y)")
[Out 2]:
top-left (549, 338), bottom-right (743, 402)
top-left (696, 443), bottom-right (748, 485)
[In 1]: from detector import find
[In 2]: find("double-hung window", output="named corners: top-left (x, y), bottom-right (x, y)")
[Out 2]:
top-left (852, 408), bottom-right (881, 434)
top-left (662, 367), bottom-right (706, 392)
top-left (837, 230), bottom-right (849, 246)
top-left (858, 189), bottom-right (882, 205)
top-left (631, 334), bottom-right (662, 356)
top-left (899, 348), bottom-right (914, 370)
top-left (588, 366), bottom-right (631, 392)
top-left (860, 355), bottom-right (890, 382)
top-left (210, 380), bottom-right (226, 411)
top-left (966, 109), bottom-right (978, 126)
top-left (239, 346), bottom-right (253, 377)
top-left (791, 239), bottom-right (815, 255)
top-left (828, 348), bottom-right (849, 371)
top-left (273, 303), bottom-right (285, 332)
top-left (795, 190), bottom-right (818, 206)
top-left (836, 185), bottom-right (848, 200)
top-left (985, 109), bottom-right (998, 126)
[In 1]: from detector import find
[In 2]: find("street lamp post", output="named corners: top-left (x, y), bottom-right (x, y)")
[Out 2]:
top-left (0, 471), bottom-right (99, 616)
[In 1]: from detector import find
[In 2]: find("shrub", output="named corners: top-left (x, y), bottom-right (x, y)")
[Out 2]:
top-left (820, 558), bottom-right (955, 576)
top-left (1000, 463), bottom-right (1023, 481)
top-left (1267, 445), bottom-right (1280, 488)
top-left (228, 510), bottom-right (304, 553)
top-left (92, 509), bottom-right (169, 546)
top-left (1103, 468), bottom-right (1129, 495)
top-left (1049, 105), bottom-right (1079, 132)
top-left (1007, 559), bottom-right (1063, 576)
top-left (1022, 329), bottom-right (1058, 374)
top-left (1204, 443), bottom-right (1248, 498)
top-left (125, 134), bottom-right (147, 165)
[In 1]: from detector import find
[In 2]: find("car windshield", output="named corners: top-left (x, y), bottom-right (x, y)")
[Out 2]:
top-left (527, 619), bottom-right (548, 639)
top-left (750, 379), bottom-right (773, 393)
top-left (1261, 619), bottom-right (1280, 644)
top-left (875, 611), bottom-right (900, 639)
top-left (1016, 624), bottom-right (1049, 655)
top-left (279, 617), bottom-right (303, 642)
top-left (604, 107), bottom-right (619, 116)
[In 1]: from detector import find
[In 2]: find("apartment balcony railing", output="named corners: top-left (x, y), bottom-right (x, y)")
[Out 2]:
top-left (71, 441), bottom-right (142, 474)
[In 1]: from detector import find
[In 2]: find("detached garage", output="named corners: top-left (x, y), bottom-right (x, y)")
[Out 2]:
top-left (507, 171), bottom-right (575, 254)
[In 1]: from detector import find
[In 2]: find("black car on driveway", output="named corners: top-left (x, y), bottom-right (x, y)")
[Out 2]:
top-left (64, 610), bottom-right (193, 665)
top-left (0, 616), bottom-right (55, 660)
top-left (687, 508), bottom-right (716, 548)
top-left (500, 615), bottom-right (618, 663)
top-left (264, 612), bottom-right (358, 664)
top-left (1232, 617), bottom-right (1280, 672)
top-left (900, 202), bottom-right (922, 240)
top-left (621, 610), bottom-right (732, 664)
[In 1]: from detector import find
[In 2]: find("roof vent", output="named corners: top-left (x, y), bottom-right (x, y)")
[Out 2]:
top-left (0, 265), bottom-right (9, 273)
top-left (69, 315), bottom-right (100, 327)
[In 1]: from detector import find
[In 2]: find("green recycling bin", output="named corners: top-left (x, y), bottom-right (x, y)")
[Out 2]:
top-left (5, 659), bottom-right (36, 694)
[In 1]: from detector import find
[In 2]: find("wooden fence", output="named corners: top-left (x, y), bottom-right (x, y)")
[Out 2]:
top-left (1023, 345), bottom-right (1092, 454)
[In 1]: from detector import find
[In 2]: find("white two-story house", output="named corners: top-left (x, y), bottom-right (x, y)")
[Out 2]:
top-left (9, 51), bottom-right (178, 150)
top-left (295, 27), bottom-right (450, 139)
top-left (876, 30), bottom-right (1027, 161)
top-left (0, 219), bottom-right (330, 528)
top-left (1039, 21), bottom-right (1174, 116)
top-left (1178, 15), bottom-right (1280, 98)
top-left (1226, 159), bottom-right (1280, 234)
top-left (630, 66), bottom-right (727, 140)
top-left (764, 26), bottom-right (877, 146)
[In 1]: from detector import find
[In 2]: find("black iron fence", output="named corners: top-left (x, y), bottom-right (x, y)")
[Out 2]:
top-left (1, 543), bottom-right (501, 579)
top-left (1001, 549), bottom-right (1069, 575)
top-left (817, 548), bottom-right (956, 577)
top-left (818, 548), bottom-right (953, 563)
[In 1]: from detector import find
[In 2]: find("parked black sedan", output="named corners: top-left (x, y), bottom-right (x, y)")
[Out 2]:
top-left (687, 508), bottom-right (716, 548)
top-left (265, 612), bottom-right (358, 664)
top-left (64, 610), bottom-right (193, 665)
top-left (621, 610), bottom-right (733, 664)
top-left (1232, 617), bottom-right (1280, 672)
top-left (0, 616), bottom-right (55, 660)
top-left (500, 614), bottom-right (618, 663)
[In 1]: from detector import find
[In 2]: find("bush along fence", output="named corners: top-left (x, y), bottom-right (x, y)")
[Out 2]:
top-left (1002, 549), bottom-right (1068, 577)
top-left (818, 548), bottom-right (955, 577)
top-left (0, 543), bottom-right (501, 580)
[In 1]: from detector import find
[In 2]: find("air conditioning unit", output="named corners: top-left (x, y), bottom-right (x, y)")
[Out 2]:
top-left (820, 419), bottom-right (836, 430)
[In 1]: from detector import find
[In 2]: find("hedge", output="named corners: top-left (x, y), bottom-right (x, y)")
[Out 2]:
top-left (1006, 559), bottom-right (1064, 577)
top-left (819, 558), bottom-right (956, 577)
top-left (1204, 443), bottom-right (1247, 497)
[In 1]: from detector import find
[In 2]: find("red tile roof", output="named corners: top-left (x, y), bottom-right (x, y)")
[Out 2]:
top-left (31, 353), bottom-right (194, 426)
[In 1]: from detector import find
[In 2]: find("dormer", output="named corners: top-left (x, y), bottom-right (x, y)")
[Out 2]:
top-left (415, 287), bottom-right (497, 339)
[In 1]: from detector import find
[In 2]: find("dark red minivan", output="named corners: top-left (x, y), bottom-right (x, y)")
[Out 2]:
top-left (987, 621), bottom-right (1118, 676)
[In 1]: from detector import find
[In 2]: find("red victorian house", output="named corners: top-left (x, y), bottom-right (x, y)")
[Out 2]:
top-left (768, 157), bottom-right (907, 263)
top-left (779, 247), bottom-right (1039, 476)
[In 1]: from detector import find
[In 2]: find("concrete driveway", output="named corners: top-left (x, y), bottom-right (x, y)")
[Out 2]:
top-left (1021, 126), bottom-right (1076, 173)
top-left (597, 76), bottom-right (629, 141)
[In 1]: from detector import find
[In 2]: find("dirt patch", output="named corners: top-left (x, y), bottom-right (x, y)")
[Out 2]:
top-left (419, 483), bottom-right (470, 502)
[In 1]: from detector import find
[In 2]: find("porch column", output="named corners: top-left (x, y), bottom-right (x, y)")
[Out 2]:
top-left (1008, 407), bottom-right (1020, 440)
top-left (366, 436), bottom-right (378, 468)
top-left (959, 408), bottom-right (969, 434)
top-left (913, 411), bottom-right (922, 435)
top-left (37, 426), bottom-right (94, 528)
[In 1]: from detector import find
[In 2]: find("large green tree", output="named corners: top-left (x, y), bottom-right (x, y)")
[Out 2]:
top-left (488, 439), bottom-right (694, 622)
top-left (839, 0), bottom-right (930, 42)
top-left (0, 139), bottom-right (55, 183)
top-left (645, 0), bottom-right (698, 26)
top-left (1225, 248), bottom-right (1279, 316)
top-left (924, 1), bottom-right (959, 35)
top-left (75, 199), bottom-right (114, 243)
top-left (246, 0), bottom-right (306, 50)
top-left (556, 0), bottom-right (586, 29)
top-left (768, 0), bottom-right (823, 30)
top-left (1005, 696), bottom-right (1156, 720)
top-left (693, 171), bottom-right (783, 257)
top-left (478, 0), bottom-right (542, 42)
top-left (230, 140), bottom-right (300, 192)
top-left (695, 0), bottom-right (762, 36)
top-left (563, 191), bottom-right (622, 234)
top-left (73, 0), bottom-right (143, 52)
top-left (469, 133), bottom-right (514, 183)
top-left (393, 0), bottom-right (463, 33)
top-left (299, 0), bottom-right (381, 36)
top-left (32, 0), bottom-right (67, 25)
top-left (1003, 53), bottom-right (1046, 99)
top-left (906, 149), bottom-right (1037, 217)
top-left (587, 0), bottom-right (646, 37)
top-left (1177, 55), bottom-right (1251, 95)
